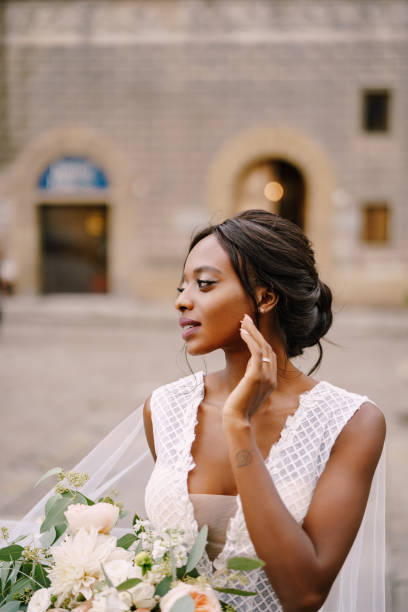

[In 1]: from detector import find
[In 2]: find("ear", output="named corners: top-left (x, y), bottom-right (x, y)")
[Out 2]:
top-left (255, 287), bottom-right (279, 314)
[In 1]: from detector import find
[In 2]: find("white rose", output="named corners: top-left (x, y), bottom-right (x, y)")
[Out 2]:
top-left (160, 582), bottom-right (221, 612)
top-left (92, 587), bottom-right (129, 611)
top-left (65, 503), bottom-right (119, 534)
top-left (103, 559), bottom-right (142, 586)
top-left (130, 581), bottom-right (156, 609)
top-left (27, 588), bottom-right (51, 612)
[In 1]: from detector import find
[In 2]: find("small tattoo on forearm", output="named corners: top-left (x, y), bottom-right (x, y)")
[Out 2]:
top-left (236, 449), bottom-right (253, 468)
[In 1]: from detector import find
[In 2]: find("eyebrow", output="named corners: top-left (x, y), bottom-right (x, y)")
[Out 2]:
top-left (181, 265), bottom-right (223, 282)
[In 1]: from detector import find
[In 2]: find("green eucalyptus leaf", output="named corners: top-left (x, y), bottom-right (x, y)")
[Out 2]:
top-left (101, 564), bottom-right (113, 588)
top-left (45, 494), bottom-right (61, 515)
top-left (40, 527), bottom-right (56, 548)
top-left (34, 467), bottom-right (63, 488)
top-left (154, 575), bottom-right (172, 597)
top-left (0, 601), bottom-right (21, 612)
top-left (0, 546), bottom-right (23, 562)
top-left (8, 560), bottom-right (22, 584)
top-left (215, 587), bottom-right (257, 597)
top-left (61, 490), bottom-right (88, 505)
top-left (226, 556), bottom-right (265, 571)
top-left (8, 575), bottom-right (34, 598)
top-left (169, 547), bottom-right (177, 582)
top-left (54, 523), bottom-right (67, 544)
top-left (0, 562), bottom-right (10, 592)
top-left (185, 525), bottom-right (208, 573)
top-left (116, 533), bottom-right (137, 550)
top-left (33, 563), bottom-right (50, 588)
top-left (116, 577), bottom-right (142, 591)
top-left (170, 594), bottom-right (195, 612)
top-left (40, 494), bottom-right (84, 534)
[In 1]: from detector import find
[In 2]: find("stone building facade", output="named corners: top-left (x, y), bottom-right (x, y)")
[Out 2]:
top-left (0, 0), bottom-right (406, 305)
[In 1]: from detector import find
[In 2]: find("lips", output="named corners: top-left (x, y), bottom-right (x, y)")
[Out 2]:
top-left (179, 317), bottom-right (201, 340)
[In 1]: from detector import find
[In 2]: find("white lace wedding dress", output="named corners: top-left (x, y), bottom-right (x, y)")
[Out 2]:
top-left (145, 371), bottom-right (386, 612)
top-left (4, 370), bottom-right (385, 612)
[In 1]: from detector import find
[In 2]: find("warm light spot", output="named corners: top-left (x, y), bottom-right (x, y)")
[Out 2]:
top-left (264, 181), bottom-right (284, 202)
top-left (84, 213), bottom-right (105, 237)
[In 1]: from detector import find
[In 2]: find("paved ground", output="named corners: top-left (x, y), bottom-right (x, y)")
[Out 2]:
top-left (1, 295), bottom-right (407, 610)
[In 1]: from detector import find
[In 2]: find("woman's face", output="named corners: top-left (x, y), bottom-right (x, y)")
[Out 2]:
top-left (175, 234), bottom-right (254, 355)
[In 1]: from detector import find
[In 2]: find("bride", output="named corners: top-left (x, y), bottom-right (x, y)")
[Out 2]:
top-left (8, 210), bottom-right (386, 611)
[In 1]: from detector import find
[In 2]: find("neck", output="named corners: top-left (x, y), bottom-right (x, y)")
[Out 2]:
top-left (220, 337), bottom-right (301, 395)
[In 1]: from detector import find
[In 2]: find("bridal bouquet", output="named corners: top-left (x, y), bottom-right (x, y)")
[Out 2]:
top-left (0, 469), bottom-right (264, 612)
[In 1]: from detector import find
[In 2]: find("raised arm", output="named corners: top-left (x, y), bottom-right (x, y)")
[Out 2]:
top-left (223, 315), bottom-right (386, 612)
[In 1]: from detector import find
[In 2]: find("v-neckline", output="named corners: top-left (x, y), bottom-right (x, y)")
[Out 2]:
top-left (184, 370), bottom-right (325, 566)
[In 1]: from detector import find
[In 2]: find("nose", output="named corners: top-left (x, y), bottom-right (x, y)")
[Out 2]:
top-left (174, 288), bottom-right (193, 312)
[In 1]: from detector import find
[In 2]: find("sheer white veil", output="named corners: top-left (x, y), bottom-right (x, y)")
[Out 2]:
top-left (3, 401), bottom-right (386, 612)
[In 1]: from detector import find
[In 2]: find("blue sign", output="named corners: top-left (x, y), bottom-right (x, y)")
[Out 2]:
top-left (38, 157), bottom-right (109, 191)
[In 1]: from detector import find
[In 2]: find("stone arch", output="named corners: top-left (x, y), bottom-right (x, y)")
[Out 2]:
top-left (207, 126), bottom-right (336, 281)
top-left (7, 125), bottom-right (135, 294)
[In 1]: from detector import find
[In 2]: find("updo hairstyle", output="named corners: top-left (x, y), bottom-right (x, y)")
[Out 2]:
top-left (187, 209), bottom-right (333, 374)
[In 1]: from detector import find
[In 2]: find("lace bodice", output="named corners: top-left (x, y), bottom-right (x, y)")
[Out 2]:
top-left (145, 371), bottom-right (370, 611)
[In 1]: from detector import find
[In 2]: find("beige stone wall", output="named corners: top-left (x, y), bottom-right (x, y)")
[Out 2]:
top-left (0, 0), bottom-right (406, 305)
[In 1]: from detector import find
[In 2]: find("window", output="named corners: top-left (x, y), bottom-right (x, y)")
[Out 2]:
top-left (361, 203), bottom-right (390, 243)
top-left (362, 89), bottom-right (391, 132)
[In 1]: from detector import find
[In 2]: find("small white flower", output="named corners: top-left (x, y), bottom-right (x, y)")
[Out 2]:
top-left (92, 587), bottom-right (129, 611)
top-left (151, 539), bottom-right (167, 561)
top-left (27, 588), bottom-right (51, 612)
top-left (130, 580), bottom-right (156, 609)
top-left (103, 558), bottom-right (142, 586)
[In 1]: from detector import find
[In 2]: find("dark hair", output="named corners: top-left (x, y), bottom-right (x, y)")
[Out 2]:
top-left (187, 209), bottom-right (333, 374)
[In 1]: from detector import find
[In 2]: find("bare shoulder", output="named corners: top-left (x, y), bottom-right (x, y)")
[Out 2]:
top-left (332, 401), bottom-right (386, 473)
top-left (143, 394), bottom-right (156, 461)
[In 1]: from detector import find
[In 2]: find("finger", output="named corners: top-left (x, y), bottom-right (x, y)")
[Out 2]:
top-left (239, 328), bottom-right (262, 370)
top-left (241, 314), bottom-right (266, 348)
top-left (242, 314), bottom-right (275, 357)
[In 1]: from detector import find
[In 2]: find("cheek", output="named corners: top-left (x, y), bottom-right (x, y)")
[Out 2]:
top-left (206, 288), bottom-right (252, 332)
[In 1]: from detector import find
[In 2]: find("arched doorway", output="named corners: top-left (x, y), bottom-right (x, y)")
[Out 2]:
top-left (235, 158), bottom-right (305, 228)
top-left (208, 126), bottom-right (336, 281)
top-left (37, 156), bottom-right (109, 294)
top-left (7, 126), bottom-right (135, 295)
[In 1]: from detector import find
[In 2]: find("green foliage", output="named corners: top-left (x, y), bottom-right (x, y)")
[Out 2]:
top-left (40, 491), bottom-right (87, 534)
top-left (116, 577), bottom-right (142, 591)
top-left (0, 601), bottom-right (21, 612)
top-left (154, 575), bottom-right (172, 597)
top-left (215, 587), bottom-right (257, 597)
top-left (169, 594), bottom-right (195, 612)
top-left (0, 548), bottom-right (23, 563)
top-left (226, 556), bottom-right (265, 571)
top-left (185, 525), bottom-right (208, 573)
top-left (116, 533), bottom-right (137, 550)
top-left (34, 467), bottom-right (63, 488)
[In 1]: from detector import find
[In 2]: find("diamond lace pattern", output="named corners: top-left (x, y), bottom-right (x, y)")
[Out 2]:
top-left (144, 371), bottom-right (369, 611)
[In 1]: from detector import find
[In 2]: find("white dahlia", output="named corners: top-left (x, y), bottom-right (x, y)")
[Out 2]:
top-left (48, 527), bottom-right (117, 604)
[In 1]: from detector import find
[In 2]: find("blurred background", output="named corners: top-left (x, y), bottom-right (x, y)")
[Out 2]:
top-left (0, 0), bottom-right (407, 610)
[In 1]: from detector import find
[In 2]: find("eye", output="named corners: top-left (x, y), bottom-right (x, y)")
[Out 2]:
top-left (176, 286), bottom-right (185, 293)
top-left (197, 279), bottom-right (216, 289)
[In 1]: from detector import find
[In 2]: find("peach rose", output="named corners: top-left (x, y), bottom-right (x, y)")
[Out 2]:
top-left (160, 582), bottom-right (221, 612)
top-left (65, 503), bottom-right (119, 534)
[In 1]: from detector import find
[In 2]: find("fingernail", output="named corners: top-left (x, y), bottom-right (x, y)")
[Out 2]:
top-left (244, 314), bottom-right (252, 323)
top-left (240, 328), bottom-right (249, 336)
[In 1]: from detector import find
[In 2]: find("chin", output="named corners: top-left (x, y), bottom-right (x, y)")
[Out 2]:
top-left (185, 340), bottom-right (220, 356)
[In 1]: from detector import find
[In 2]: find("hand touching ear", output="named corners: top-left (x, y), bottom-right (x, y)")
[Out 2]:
top-left (222, 314), bottom-right (277, 425)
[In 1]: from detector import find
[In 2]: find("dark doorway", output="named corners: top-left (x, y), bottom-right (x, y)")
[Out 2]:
top-left (236, 159), bottom-right (305, 229)
top-left (38, 204), bottom-right (108, 294)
